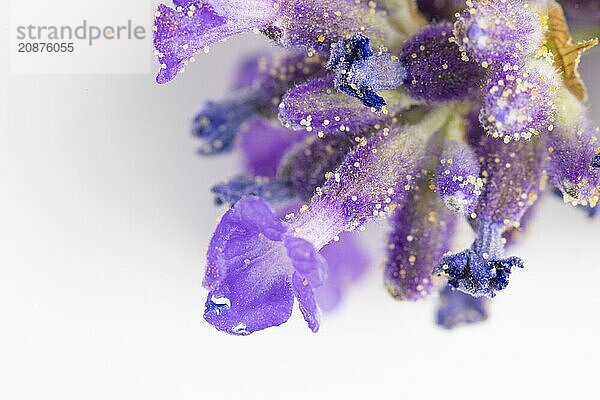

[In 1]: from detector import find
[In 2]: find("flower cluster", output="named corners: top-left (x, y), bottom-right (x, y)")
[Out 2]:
top-left (154, 0), bottom-right (599, 335)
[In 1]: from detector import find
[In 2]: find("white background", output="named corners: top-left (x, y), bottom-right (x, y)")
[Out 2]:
top-left (1, 2), bottom-right (599, 399)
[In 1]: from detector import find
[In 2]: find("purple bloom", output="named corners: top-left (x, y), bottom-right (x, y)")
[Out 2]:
top-left (400, 22), bottom-right (484, 101)
top-left (454, 0), bottom-right (545, 65)
top-left (238, 116), bottom-right (302, 177)
top-left (154, 1), bottom-right (279, 83)
top-left (279, 75), bottom-right (417, 136)
top-left (156, 0), bottom-right (599, 335)
top-left (292, 108), bottom-right (452, 235)
top-left (435, 139), bottom-right (483, 214)
top-left (203, 109), bottom-right (451, 334)
top-left (385, 182), bottom-right (457, 301)
top-left (436, 285), bottom-right (489, 329)
top-left (435, 235), bottom-right (524, 297)
top-left (480, 60), bottom-right (559, 142)
top-left (203, 196), bottom-right (325, 334)
top-left (194, 52), bottom-right (324, 154)
top-left (434, 136), bottom-right (545, 297)
top-left (546, 114), bottom-right (600, 207)
top-left (327, 34), bottom-right (406, 110)
top-left (315, 232), bottom-right (370, 312)
top-left (279, 134), bottom-right (355, 201)
top-left (153, 0), bottom-right (401, 83)
top-left (274, 0), bottom-right (401, 52)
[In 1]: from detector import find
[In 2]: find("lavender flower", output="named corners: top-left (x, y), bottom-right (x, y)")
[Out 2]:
top-left (155, 0), bottom-right (599, 334)
top-left (434, 136), bottom-right (545, 297)
top-left (154, 1), bottom-right (279, 83)
top-left (435, 139), bottom-right (484, 214)
top-left (480, 59), bottom-right (559, 142)
top-left (454, 0), bottom-right (545, 65)
top-left (279, 75), bottom-right (417, 136)
top-left (193, 52), bottom-right (324, 154)
top-left (546, 92), bottom-right (600, 207)
top-left (278, 134), bottom-right (356, 201)
top-left (203, 196), bottom-right (325, 334)
top-left (153, 0), bottom-right (402, 83)
top-left (400, 22), bottom-right (483, 101)
top-left (385, 180), bottom-right (457, 301)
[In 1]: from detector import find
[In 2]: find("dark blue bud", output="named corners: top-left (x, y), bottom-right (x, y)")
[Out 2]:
top-left (211, 175), bottom-right (294, 206)
top-left (192, 94), bottom-right (258, 155)
top-left (434, 249), bottom-right (523, 298)
top-left (592, 154), bottom-right (600, 168)
top-left (336, 84), bottom-right (386, 110)
top-left (326, 33), bottom-right (373, 68)
top-left (327, 33), bottom-right (405, 111)
top-left (436, 285), bottom-right (489, 330)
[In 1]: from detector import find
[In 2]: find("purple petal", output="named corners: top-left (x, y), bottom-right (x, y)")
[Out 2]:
top-left (284, 235), bottom-right (327, 287)
top-left (204, 196), bottom-right (327, 334)
top-left (154, 1), bottom-right (277, 83)
top-left (276, 0), bottom-right (399, 52)
top-left (434, 224), bottom-right (524, 298)
top-left (203, 196), bottom-right (288, 289)
top-left (204, 250), bottom-right (294, 335)
top-left (291, 272), bottom-right (320, 332)
top-left (239, 117), bottom-right (302, 177)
